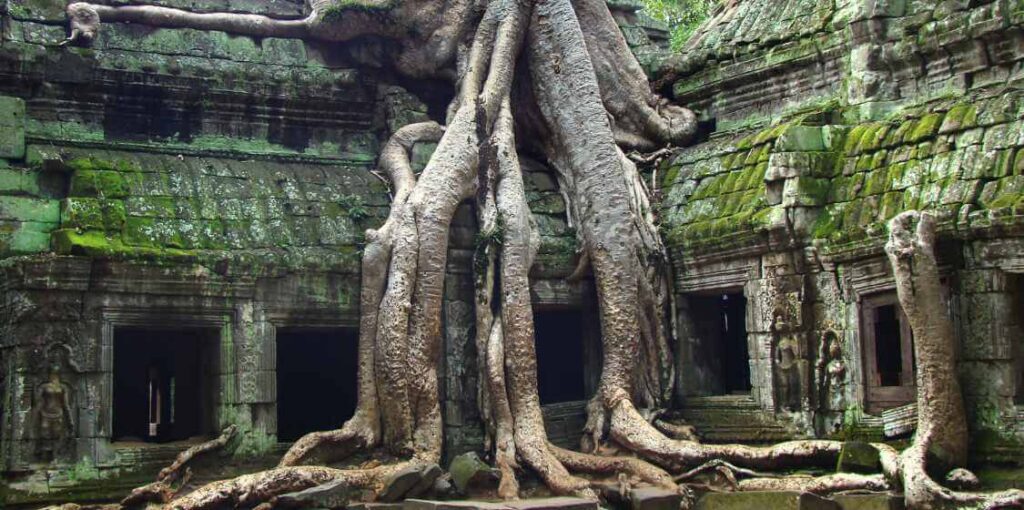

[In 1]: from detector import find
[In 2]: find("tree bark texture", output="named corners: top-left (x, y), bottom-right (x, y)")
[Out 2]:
top-left (55, 2), bottom-right (1021, 509)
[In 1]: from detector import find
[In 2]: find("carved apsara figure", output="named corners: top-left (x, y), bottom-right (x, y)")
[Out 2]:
top-left (771, 308), bottom-right (802, 411)
top-left (30, 364), bottom-right (76, 462)
top-left (815, 329), bottom-right (847, 415)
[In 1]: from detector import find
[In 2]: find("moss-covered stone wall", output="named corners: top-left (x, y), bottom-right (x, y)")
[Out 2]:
top-left (661, 0), bottom-right (1024, 459)
top-left (0, 0), bottom-right (588, 501)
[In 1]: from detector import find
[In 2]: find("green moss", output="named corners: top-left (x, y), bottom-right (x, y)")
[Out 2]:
top-left (743, 145), bottom-right (767, 166)
top-left (662, 164), bottom-right (681, 187)
top-left (862, 169), bottom-right (889, 196)
top-left (735, 134), bottom-right (755, 150)
top-left (855, 123), bottom-right (889, 153)
top-left (988, 191), bottom-right (1023, 209)
top-left (909, 113), bottom-right (943, 142)
top-left (61, 198), bottom-right (125, 231)
top-left (870, 150), bottom-right (889, 169)
top-left (319, 0), bottom-right (396, 20)
top-left (812, 207), bottom-right (841, 239)
top-left (836, 441), bottom-right (881, 473)
top-left (721, 171), bottom-right (742, 194)
top-left (473, 214), bottom-right (506, 275)
top-left (65, 457), bottom-right (102, 483)
top-left (855, 155), bottom-right (873, 173)
top-left (941, 103), bottom-right (978, 133)
top-left (66, 157), bottom-right (142, 199)
top-left (879, 192), bottom-right (903, 220)
top-left (333, 194), bottom-right (371, 220)
top-left (844, 125), bottom-right (868, 154)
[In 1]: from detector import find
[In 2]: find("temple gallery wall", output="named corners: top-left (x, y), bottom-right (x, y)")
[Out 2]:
top-left (0, 0), bottom-right (1022, 504)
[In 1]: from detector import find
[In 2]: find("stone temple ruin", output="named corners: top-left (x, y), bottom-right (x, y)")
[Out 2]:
top-left (0, 0), bottom-right (1023, 507)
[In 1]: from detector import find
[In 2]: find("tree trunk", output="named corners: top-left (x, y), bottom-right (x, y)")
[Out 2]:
top-left (886, 212), bottom-right (1023, 510)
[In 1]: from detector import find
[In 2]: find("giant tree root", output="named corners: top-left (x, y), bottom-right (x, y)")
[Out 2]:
top-left (886, 212), bottom-right (1024, 510)
top-left (167, 463), bottom-right (423, 510)
top-left (59, 0), bottom-right (1024, 508)
top-left (120, 425), bottom-right (237, 506)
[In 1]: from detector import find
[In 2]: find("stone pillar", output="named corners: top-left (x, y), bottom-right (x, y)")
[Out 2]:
top-left (440, 203), bottom-right (485, 462)
top-left (958, 267), bottom-right (1020, 441)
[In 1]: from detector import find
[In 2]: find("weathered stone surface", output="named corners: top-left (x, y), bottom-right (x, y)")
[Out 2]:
top-left (629, 487), bottom-right (681, 510)
top-left (447, 452), bottom-right (500, 495)
top-left (507, 497), bottom-right (598, 510)
top-left (831, 494), bottom-right (904, 510)
top-left (836, 441), bottom-right (881, 473)
top-left (944, 468), bottom-right (981, 491)
top-left (276, 478), bottom-right (354, 508)
top-left (403, 500), bottom-right (513, 510)
top-left (0, 96), bottom-right (26, 159)
top-left (380, 465), bottom-right (431, 503)
top-left (695, 492), bottom-right (840, 510)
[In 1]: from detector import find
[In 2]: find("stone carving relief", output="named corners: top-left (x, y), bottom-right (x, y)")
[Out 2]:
top-left (27, 343), bottom-right (80, 463)
top-left (771, 306), bottom-right (803, 411)
top-left (816, 329), bottom-right (847, 414)
top-left (761, 263), bottom-right (811, 413)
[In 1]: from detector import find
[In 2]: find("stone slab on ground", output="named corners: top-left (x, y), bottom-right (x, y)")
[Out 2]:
top-left (629, 487), bottom-right (681, 510)
top-left (507, 496), bottom-right (599, 510)
top-left (403, 499), bottom-right (514, 510)
top-left (695, 492), bottom-right (840, 510)
top-left (837, 441), bottom-right (882, 473)
top-left (348, 503), bottom-right (405, 510)
top-left (831, 494), bottom-right (905, 510)
top-left (402, 497), bottom-right (597, 510)
top-left (448, 452), bottom-right (502, 494)
top-left (275, 478), bottom-right (353, 508)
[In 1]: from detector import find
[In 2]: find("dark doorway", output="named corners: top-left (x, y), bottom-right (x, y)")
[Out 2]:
top-left (689, 292), bottom-right (751, 395)
top-left (113, 328), bottom-right (217, 443)
top-left (534, 309), bottom-right (587, 404)
top-left (862, 292), bottom-right (915, 413)
top-left (276, 328), bottom-right (358, 442)
top-left (873, 304), bottom-right (905, 387)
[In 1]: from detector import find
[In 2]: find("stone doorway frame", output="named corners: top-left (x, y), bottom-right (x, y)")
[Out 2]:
top-left (96, 305), bottom-right (234, 463)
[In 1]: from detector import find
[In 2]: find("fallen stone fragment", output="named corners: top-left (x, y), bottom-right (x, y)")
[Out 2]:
top-left (448, 452), bottom-right (501, 495)
top-left (836, 441), bottom-right (881, 473)
top-left (831, 494), bottom-right (905, 510)
top-left (629, 487), bottom-right (681, 510)
top-left (506, 496), bottom-right (598, 510)
top-left (275, 478), bottom-right (353, 508)
top-left (380, 465), bottom-right (431, 502)
top-left (944, 468), bottom-right (980, 490)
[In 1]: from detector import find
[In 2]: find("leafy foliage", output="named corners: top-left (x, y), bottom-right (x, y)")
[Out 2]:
top-left (639, 0), bottom-right (717, 50)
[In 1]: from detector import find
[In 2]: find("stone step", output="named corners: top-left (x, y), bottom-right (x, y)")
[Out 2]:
top-left (673, 398), bottom-right (801, 443)
top-left (831, 494), bottom-right (905, 510)
top-left (673, 414), bottom-right (795, 442)
top-left (693, 492), bottom-right (904, 510)
top-left (695, 492), bottom-right (840, 510)
top-left (399, 498), bottom-right (598, 510)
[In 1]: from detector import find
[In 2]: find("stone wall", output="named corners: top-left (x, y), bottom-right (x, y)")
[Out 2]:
top-left (661, 0), bottom-right (1024, 456)
top-left (0, 0), bottom-right (587, 502)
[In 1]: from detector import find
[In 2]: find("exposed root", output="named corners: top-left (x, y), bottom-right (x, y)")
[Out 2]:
top-left (279, 417), bottom-right (376, 467)
top-left (607, 395), bottom-right (843, 473)
top-left (548, 444), bottom-right (675, 489)
top-left (652, 418), bottom-right (698, 442)
top-left (168, 463), bottom-right (420, 510)
top-left (899, 443), bottom-right (1024, 510)
top-left (121, 425), bottom-right (237, 506)
top-left (736, 474), bottom-right (890, 494)
top-left (65, 2), bottom-right (312, 45)
top-left (674, 459), bottom-right (780, 483)
top-left (492, 99), bottom-right (593, 498)
top-left (280, 122), bottom-right (443, 469)
top-left (887, 212), bottom-right (1024, 509)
